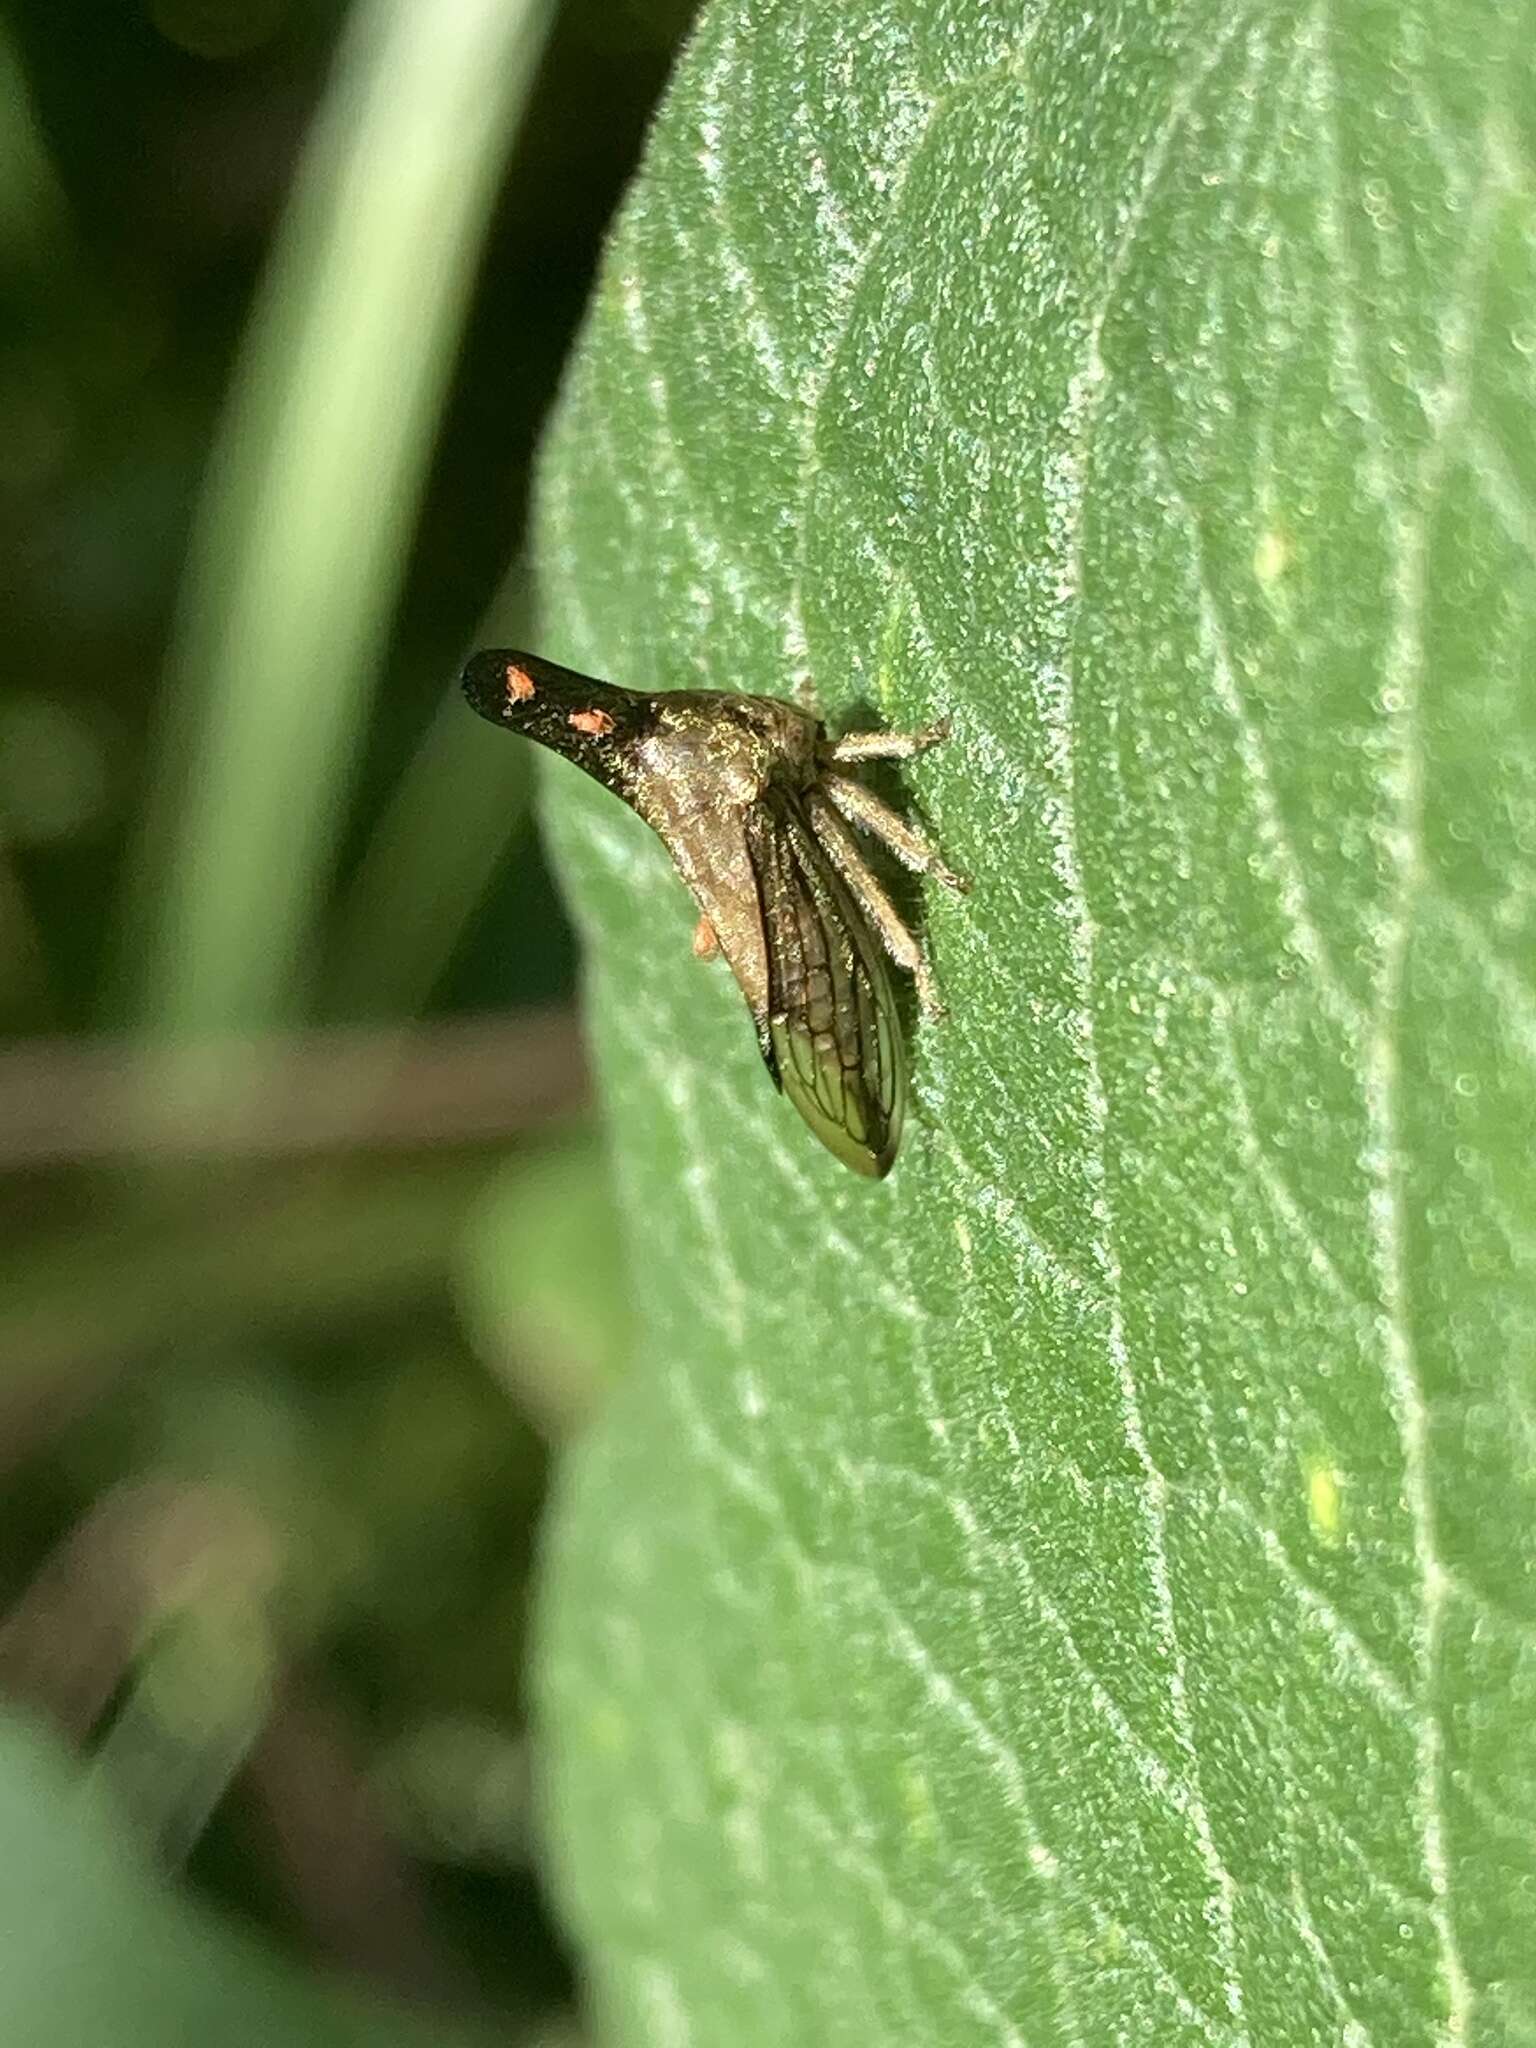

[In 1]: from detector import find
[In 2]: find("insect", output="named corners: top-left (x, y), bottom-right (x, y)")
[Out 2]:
top-left (462, 649), bottom-right (967, 1177)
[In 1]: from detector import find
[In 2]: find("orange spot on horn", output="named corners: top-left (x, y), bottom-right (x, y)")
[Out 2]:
top-left (568, 708), bottom-right (614, 737)
top-left (504, 662), bottom-right (536, 705)
top-left (692, 915), bottom-right (719, 960)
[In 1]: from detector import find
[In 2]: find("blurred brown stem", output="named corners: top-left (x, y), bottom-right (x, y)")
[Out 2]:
top-left (245, 1676), bottom-right (486, 2011)
top-left (0, 1009), bottom-right (585, 1166)
top-left (0, 1477), bottom-right (275, 1748)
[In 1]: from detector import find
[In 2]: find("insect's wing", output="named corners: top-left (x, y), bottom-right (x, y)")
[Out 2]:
top-left (627, 774), bottom-right (774, 1057)
top-left (744, 786), bottom-right (905, 1178)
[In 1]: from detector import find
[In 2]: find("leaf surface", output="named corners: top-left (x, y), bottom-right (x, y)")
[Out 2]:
top-left (530, 3), bottom-right (1536, 2041)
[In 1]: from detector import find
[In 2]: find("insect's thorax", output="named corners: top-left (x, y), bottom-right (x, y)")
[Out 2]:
top-left (632, 692), bottom-right (822, 816)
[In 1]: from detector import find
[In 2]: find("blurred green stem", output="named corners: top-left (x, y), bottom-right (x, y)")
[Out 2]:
top-left (0, 18), bottom-right (69, 266)
top-left (125, 0), bottom-right (555, 1040)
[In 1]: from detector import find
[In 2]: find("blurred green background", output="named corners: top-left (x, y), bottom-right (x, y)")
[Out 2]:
top-left (1, 0), bottom-right (691, 2036)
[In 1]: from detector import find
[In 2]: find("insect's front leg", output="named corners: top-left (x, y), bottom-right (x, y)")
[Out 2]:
top-left (821, 718), bottom-right (951, 764)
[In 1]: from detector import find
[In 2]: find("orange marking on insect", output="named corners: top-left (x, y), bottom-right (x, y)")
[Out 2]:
top-left (568, 708), bottom-right (614, 737)
top-left (692, 915), bottom-right (719, 960)
top-left (504, 662), bottom-right (536, 705)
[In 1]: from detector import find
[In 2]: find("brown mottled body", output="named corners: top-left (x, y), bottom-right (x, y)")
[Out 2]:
top-left (461, 649), bottom-right (965, 1176)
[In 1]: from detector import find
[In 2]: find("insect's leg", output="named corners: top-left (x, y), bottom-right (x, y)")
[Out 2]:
top-left (822, 719), bottom-right (950, 764)
top-left (804, 791), bottom-right (945, 1018)
top-left (821, 773), bottom-right (969, 894)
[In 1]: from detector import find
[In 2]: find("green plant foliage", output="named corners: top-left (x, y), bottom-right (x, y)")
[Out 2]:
top-left (456, 1134), bottom-right (632, 1437)
top-left (0, 1713), bottom-right (491, 2048)
top-left (125, 0), bottom-right (555, 1039)
top-left (528, 0), bottom-right (1536, 2041)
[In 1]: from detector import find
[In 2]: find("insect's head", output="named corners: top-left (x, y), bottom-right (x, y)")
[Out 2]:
top-left (460, 649), bottom-right (654, 795)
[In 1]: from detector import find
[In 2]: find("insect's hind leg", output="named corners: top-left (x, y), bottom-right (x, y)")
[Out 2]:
top-left (821, 773), bottom-right (969, 895)
top-left (804, 790), bottom-right (945, 1018)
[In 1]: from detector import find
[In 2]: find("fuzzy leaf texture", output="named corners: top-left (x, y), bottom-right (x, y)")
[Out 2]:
top-left (528, 2), bottom-right (1536, 2043)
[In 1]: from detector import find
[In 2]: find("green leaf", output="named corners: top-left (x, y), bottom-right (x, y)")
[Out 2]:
top-left (529, 2), bottom-right (1536, 2042)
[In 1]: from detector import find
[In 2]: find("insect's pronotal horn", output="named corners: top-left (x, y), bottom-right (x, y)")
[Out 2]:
top-left (458, 648), bottom-right (659, 806)
top-left (460, 649), bottom-right (645, 734)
